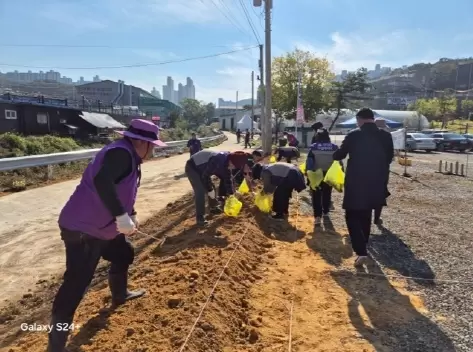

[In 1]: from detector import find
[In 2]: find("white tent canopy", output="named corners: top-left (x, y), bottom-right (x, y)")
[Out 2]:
top-left (236, 114), bottom-right (254, 131)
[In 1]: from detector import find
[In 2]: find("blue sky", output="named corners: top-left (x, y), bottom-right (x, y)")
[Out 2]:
top-left (1, 0), bottom-right (473, 104)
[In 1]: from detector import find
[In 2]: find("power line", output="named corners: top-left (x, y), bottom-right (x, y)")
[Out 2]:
top-left (0, 46), bottom-right (258, 70)
top-left (249, 0), bottom-right (265, 30)
top-left (0, 43), bottom-right (247, 49)
top-left (237, 0), bottom-right (262, 44)
top-left (205, 0), bottom-right (251, 39)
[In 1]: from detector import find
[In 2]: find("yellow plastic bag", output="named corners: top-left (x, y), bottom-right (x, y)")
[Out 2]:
top-left (323, 161), bottom-right (345, 192)
top-left (269, 155), bottom-right (276, 163)
top-left (307, 169), bottom-right (324, 190)
top-left (299, 162), bottom-right (306, 174)
top-left (254, 191), bottom-right (273, 213)
top-left (224, 195), bottom-right (242, 217)
top-left (238, 179), bottom-right (250, 194)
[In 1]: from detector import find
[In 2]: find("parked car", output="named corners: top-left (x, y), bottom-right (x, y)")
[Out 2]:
top-left (431, 132), bottom-right (472, 152)
top-left (421, 129), bottom-right (450, 135)
top-left (463, 133), bottom-right (473, 141)
top-left (405, 133), bottom-right (437, 152)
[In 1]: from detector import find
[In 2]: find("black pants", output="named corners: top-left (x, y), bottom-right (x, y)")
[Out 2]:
top-left (245, 139), bottom-right (251, 148)
top-left (373, 206), bottom-right (382, 222)
top-left (51, 230), bottom-right (134, 331)
top-left (273, 185), bottom-right (293, 215)
top-left (311, 182), bottom-right (332, 217)
top-left (345, 209), bottom-right (372, 256)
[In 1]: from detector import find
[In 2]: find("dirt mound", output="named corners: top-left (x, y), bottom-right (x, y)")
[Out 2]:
top-left (0, 194), bottom-right (297, 352)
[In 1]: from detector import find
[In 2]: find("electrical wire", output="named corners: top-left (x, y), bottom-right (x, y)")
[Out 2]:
top-left (0, 43), bottom-right (248, 49)
top-left (205, 0), bottom-right (251, 39)
top-left (0, 46), bottom-right (258, 70)
top-left (237, 0), bottom-right (262, 44)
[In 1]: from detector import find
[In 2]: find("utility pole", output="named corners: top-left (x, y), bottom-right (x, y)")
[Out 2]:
top-left (263, 0), bottom-right (272, 154)
top-left (251, 71), bottom-right (255, 133)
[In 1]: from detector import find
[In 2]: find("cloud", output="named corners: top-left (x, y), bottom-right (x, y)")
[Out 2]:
top-left (293, 30), bottom-right (441, 73)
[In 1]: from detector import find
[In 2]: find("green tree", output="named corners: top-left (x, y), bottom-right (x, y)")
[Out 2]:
top-left (205, 102), bottom-right (216, 124)
top-left (461, 99), bottom-right (473, 118)
top-left (180, 98), bottom-right (207, 126)
top-left (271, 49), bottom-right (334, 121)
top-left (408, 91), bottom-right (457, 127)
top-left (168, 110), bottom-right (181, 128)
top-left (242, 104), bottom-right (252, 111)
top-left (327, 68), bottom-right (372, 131)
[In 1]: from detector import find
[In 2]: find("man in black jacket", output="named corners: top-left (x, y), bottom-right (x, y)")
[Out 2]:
top-left (333, 108), bottom-right (394, 267)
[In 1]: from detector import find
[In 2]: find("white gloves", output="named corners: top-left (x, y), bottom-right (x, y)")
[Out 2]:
top-left (208, 189), bottom-right (216, 199)
top-left (130, 214), bottom-right (139, 228)
top-left (116, 213), bottom-right (136, 235)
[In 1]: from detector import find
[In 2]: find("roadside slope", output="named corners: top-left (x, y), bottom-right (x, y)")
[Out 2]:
top-left (0, 132), bottom-right (240, 306)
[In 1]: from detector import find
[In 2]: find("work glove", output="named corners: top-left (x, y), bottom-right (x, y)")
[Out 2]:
top-left (208, 189), bottom-right (216, 199)
top-left (116, 213), bottom-right (136, 235)
top-left (130, 214), bottom-right (139, 228)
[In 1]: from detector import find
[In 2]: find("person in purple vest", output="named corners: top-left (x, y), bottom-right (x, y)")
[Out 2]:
top-left (185, 150), bottom-right (252, 225)
top-left (48, 119), bottom-right (166, 352)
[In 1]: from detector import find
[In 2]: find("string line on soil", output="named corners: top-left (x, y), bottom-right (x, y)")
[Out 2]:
top-left (177, 222), bottom-right (250, 352)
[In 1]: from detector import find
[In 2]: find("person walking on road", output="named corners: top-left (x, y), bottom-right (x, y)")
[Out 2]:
top-left (187, 132), bottom-right (202, 157)
top-left (236, 129), bottom-right (241, 144)
top-left (244, 129), bottom-right (251, 148)
top-left (185, 150), bottom-right (252, 225)
top-left (333, 108), bottom-right (394, 268)
top-left (49, 119), bottom-right (165, 352)
top-left (306, 129), bottom-right (340, 226)
top-left (252, 162), bottom-right (306, 221)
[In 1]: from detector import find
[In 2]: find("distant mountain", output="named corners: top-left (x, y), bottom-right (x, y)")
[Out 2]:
top-left (218, 97), bottom-right (252, 108)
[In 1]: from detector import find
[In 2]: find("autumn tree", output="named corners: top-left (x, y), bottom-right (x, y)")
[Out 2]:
top-left (271, 49), bottom-right (333, 124)
top-left (327, 68), bottom-right (372, 131)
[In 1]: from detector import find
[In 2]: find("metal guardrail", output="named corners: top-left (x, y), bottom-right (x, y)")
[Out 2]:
top-left (0, 134), bottom-right (225, 172)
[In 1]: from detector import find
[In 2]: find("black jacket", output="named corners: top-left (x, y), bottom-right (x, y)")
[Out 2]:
top-left (333, 123), bottom-right (394, 210)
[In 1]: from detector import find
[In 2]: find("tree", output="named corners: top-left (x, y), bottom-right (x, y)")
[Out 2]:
top-left (271, 49), bottom-right (334, 122)
top-left (168, 111), bottom-right (181, 128)
top-left (461, 99), bottom-right (473, 118)
top-left (180, 98), bottom-right (207, 126)
top-left (205, 102), bottom-right (216, 124)
top-left (327, 68), bottom-right (372, 131)
top-left (242, 104), bottom-right (252, 111)
top-left (408, 91), bottom-right (457, 127)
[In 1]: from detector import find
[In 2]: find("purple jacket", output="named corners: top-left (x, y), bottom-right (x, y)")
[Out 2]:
top-left (58, 139), bottom-right (141, 240)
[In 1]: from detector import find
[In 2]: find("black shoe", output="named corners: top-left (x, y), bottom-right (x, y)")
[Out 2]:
top-left (271, 213), bottom-right (285, 221)
top-left (47, 316), bottom-right (71, 352)
top-left (374, 218), bottom-right (383, 225)
top-left (197, 219), bottom-right (209, 226)
top-left (109, 272), bottom-right (145, 307)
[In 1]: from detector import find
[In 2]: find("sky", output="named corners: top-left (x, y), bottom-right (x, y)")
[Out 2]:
top-left (1, 0), bottom-right (473, 104)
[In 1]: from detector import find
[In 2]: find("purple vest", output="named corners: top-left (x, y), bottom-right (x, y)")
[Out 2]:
top-left (58, 139), bottom-right (141, 240)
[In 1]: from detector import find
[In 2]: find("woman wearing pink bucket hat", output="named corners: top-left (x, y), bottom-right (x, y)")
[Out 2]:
top-left (49, 119), bottom-right (165, 351)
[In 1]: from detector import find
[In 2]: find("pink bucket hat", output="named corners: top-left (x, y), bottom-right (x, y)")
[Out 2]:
top-left (116, 119), bottom-right (167, 147)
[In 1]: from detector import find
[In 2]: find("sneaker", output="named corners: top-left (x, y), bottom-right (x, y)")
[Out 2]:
top-left (271, 213), bottom-right (285, 221)
top-left (314, 217), bottom-right (322, 226)
top-left (354, 256), bottom-right (369, 268)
